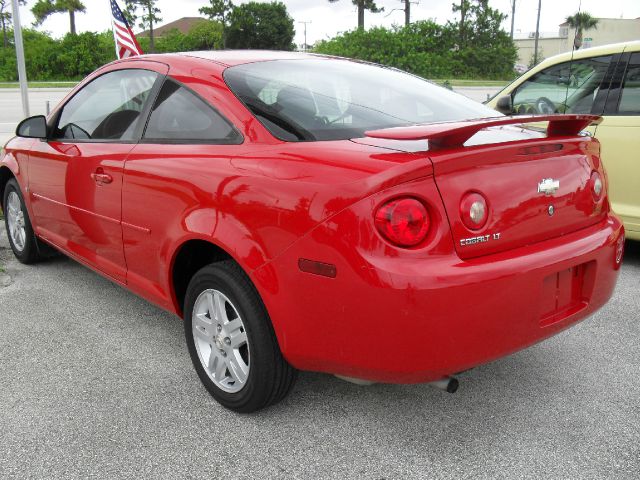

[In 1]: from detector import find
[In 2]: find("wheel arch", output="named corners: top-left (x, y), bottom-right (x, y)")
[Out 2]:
top-left (169, 237), bottom-right (236, 316)
top-left (0, 165), bottom-right (17, 212)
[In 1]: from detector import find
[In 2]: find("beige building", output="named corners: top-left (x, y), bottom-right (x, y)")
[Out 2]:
top-left (515, 17), bottom-right (640, 67)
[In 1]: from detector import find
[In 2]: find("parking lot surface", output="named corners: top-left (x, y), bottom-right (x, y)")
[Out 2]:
top-left (0, 220), bottom-right (638, 478)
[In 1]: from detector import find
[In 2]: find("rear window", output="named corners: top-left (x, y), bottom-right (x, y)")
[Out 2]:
top-left (224, 59), bottom-right (498, 142)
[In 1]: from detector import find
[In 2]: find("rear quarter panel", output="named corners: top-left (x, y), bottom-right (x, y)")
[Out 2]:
top-left (122, 139), bottom-right (431, 314)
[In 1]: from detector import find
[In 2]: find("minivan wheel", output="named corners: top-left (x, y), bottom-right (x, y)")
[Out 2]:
top-left (3, 179), bottom-right (43, 264)
top-left (184, 260), bottom-right (297, 412)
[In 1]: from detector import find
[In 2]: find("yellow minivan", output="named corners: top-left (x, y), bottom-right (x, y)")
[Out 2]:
top-left (488, 41), bottom-right (640, 240)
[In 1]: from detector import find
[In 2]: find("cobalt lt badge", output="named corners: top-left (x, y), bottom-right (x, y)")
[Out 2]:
top-left (538, 178), bottom-right (560, 196)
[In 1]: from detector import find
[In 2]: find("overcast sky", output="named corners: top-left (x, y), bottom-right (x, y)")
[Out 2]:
top-left (13, 0), bottom-right (640, 46)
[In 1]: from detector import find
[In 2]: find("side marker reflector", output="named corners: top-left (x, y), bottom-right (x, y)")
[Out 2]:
top-left (298, 258), bottom-right (337, 278)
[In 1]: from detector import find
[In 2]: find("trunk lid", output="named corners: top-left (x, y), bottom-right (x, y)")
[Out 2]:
top-left (363, 116), bottom-right (607, 260)
top-left (431, 133), bottom-right (607, 259)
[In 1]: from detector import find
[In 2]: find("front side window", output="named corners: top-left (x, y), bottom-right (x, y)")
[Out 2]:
top-left (618, 53), bottom-right (640, 115)
top-left (55, 69), bottom-right (158, 141)
top-left (143, 80), bottom-right (241, 143)
top-left (512, 56), bottom-right (611, 115)
top-left (224, 59), bottom-right (498, 142)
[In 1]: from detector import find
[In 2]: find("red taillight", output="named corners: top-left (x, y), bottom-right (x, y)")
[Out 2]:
top-left (591, 171), bottom-right (603, 201)
top-left (460, 192), bottom-right (488, 230)
top-left (374, 197), bottom-right (430, 247)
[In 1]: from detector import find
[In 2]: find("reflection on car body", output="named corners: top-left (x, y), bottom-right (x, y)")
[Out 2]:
top-left (0, 51), bottom-right (625, 412)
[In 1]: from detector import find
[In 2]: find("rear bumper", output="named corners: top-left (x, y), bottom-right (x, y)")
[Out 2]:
top-left (253, 214), bottom-right (623, 384)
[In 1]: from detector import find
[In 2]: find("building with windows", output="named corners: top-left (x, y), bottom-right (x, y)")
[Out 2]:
top-left (515, 17), bottom-right (640, 67)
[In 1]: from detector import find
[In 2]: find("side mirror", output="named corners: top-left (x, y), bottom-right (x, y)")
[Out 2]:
top-left (16, 115), bottom-right (47, 139)
top-left (496, 95), bottom-right (513, 115)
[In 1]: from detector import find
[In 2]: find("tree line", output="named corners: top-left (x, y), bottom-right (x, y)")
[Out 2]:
top-left (316, 1), bottom-right (518, 79)
top-left (0, 0), bottom-right (522, 82)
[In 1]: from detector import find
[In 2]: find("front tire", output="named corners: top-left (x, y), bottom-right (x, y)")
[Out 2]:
top-left (3, 178), bottom-right (42, 264)
top-left (184, 261), bottom-right (297, 412)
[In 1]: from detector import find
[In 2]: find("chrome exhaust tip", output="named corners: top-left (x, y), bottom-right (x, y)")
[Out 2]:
top-left (428, 376), bottom-right (459, 393)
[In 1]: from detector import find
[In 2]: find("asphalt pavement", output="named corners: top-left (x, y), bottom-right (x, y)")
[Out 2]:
top-left (0, 219), bottom-right (638, 478)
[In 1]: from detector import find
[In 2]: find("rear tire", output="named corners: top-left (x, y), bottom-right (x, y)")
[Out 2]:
top-left (3, 179), bottom-right (43, 264)
top-left (184, 260), bottom-right (297, 412)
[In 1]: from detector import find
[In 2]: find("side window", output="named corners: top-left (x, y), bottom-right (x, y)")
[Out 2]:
top-left (55, 69), bottom-right (158, 141)
top-left (143, 80), bottom-right (241, 143)
top-left (618, 53), bottom-right (640, 115)
top-left (512, 55), bottom-right (611, 115)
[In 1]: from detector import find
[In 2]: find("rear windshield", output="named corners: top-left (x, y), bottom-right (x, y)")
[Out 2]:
top-left (223, 59), bottom-right (499, 142)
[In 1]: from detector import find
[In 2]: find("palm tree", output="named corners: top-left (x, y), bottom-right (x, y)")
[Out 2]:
top-left (127, 0), bottom-right (162, 53)
top-left (31, 0), bottom-right (85, 35)
top-left (565, 12), bottom-right (599, 50)
top-left (199, 0), bottom-right (233, 48)
top-left (328, 0), bottom-right (383, 30)
top-left (1, 0), bottom-right (26, 47)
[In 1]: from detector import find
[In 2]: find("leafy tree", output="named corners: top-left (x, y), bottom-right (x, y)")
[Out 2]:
top-left (127, 0), bottom-right (161, 52)
top-left (184, 20), bottom-right (223, 50)
top-left (137, 21), bottom-right (223, 53)
top-left (199, 0), bottom-right (233, 48)
top-left (31, 0), bottom-right (85, 35)
top-left (314, 18), bottom-right (517, 80)
top-left (446, 1), bottom-right (516, 76)
top-left (54, 31), bottom-right (114, 77)
top-left (565, 12), bottom-right (598, 49)
top-left (1, 0), bottom-right (26, 48)
top-left (452, 0), bottom-right (506, 48)
top-left (226, 1), bottom-right (294, 50)
top-left (328, 0), bottom-right (382, 30)
top-left (122, 0), bottom-right (137, 27)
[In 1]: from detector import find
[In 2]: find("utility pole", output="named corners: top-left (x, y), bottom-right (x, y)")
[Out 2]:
top-left (298, 20), bottom-right (311, 52)
top-left (533, 0), bottom-right (541, 65)
top-left (11, 0), bottom-right (28, 117)
top-left (510, 0), bottom-right (516, 39)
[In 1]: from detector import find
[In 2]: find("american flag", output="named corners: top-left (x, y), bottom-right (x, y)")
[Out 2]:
top-left (110, 0), bottom-right (143, 59)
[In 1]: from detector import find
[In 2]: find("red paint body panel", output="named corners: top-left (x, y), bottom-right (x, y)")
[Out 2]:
top-left (28, 141), bottom-right (135, 282)
top-left (0, 52), bottom-right (624, 384)
top-left (430, 137), bottom-right (609, 259)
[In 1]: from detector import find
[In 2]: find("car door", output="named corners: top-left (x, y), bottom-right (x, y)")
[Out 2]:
top-left (591, 50), bottom-right (640, 238)
top-left (121, 78), bottom-right (244, 307)
top-left (28, 66), bottom-right (166, 282)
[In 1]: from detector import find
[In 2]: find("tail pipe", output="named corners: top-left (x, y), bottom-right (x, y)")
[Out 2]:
top-left (428, 376), bottom-right (459, 393)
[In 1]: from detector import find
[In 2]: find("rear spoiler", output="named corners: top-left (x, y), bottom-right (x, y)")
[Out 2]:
top-left (365, 115), bottom-right (602, 151)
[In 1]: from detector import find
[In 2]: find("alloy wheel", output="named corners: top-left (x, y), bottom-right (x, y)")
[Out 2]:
top-left (6, 191), bottom-right (26, 252)
top-left (192, 289), bottom-right (250, 393)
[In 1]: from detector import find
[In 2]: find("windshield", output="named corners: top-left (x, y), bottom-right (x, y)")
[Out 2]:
top-left (224, 59), bottom-right (499, 142)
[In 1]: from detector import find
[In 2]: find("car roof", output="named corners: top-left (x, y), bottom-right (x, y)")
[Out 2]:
top-left (158, 50), bottom-right (322, 67)
top-left (536, 40), bottom-right (640, 69)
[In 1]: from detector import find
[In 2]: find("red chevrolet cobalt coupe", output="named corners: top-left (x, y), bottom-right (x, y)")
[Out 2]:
top-left (0, 52), bottom-right (624, 412)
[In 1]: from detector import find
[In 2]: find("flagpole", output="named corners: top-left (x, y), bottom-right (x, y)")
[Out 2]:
top-left (11, 0), bottom-right (29, 117)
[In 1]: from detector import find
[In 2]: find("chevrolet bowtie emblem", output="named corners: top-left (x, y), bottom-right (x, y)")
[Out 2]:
top-left (538, 178), bottom-right (560, 196)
